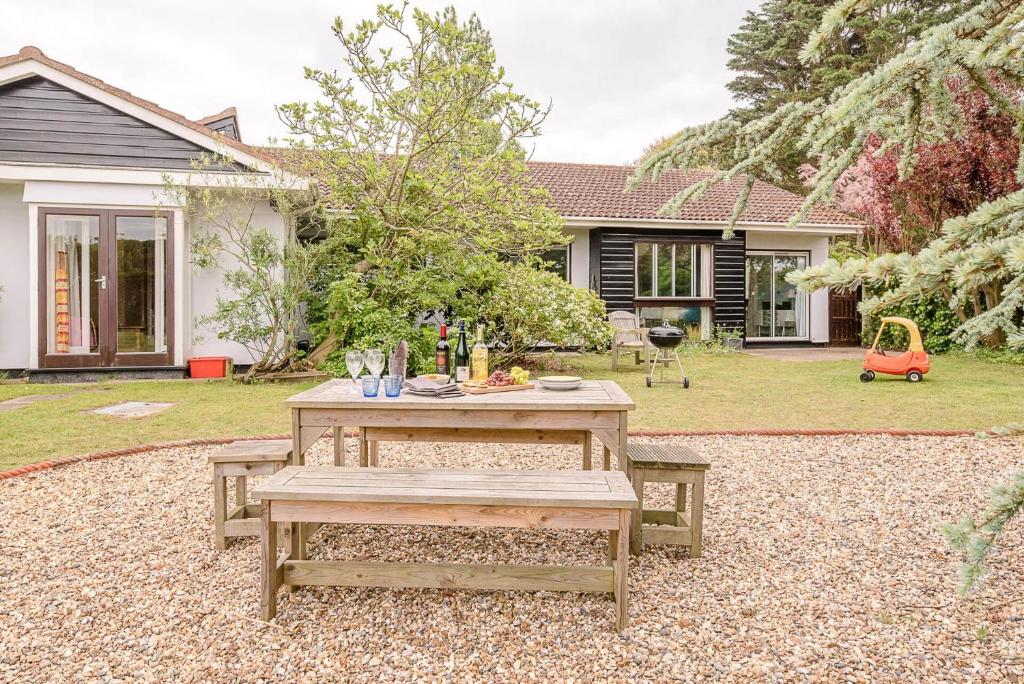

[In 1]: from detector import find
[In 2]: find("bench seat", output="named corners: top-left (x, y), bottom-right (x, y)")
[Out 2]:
top-left (254, 466), bottom-right (638, 630)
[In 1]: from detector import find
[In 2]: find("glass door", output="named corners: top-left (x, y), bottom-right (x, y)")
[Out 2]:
top-left (745, 251), bottom-right (809, 340)
top-left (42, 213), bottom-right (103, 366)
top-left (114, 215), bottom-right (169, 361)
top-left (39, 209), bottom-right (173, 368)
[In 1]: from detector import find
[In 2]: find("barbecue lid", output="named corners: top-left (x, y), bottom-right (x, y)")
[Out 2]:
top-left (649, 323), bottom-right (684, 337)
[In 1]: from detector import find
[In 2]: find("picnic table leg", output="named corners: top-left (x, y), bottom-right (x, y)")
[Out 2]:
top-left (260, 500), bottom-right (278, 621)
top-left (689, 475), bottom-right (705, 558)
top-left (369, 440), bottom-right (379, 467)
top-left (617, 411), bottom-right (628, 472)
top-left (333, 427), bottom-right (345, 466)
top-left (359, 428), bottom-right (369, 467)
top-left (628, 463), bottom-right (644, 555)
top-left (615, 509), bottom-right (630, 631)
top-left (602, 446), bottom-right (611, 471)
top-left (582, 432), bottom-right (592, 470)
top-left (291, 409), bottom-right (302, 466)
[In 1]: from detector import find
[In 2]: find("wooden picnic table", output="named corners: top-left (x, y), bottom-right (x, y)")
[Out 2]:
top-left (284, 379), bottom-right (636, 471)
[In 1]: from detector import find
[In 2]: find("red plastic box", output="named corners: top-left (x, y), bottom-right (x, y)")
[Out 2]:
top-left (188, 356), bottom-right (228, 379)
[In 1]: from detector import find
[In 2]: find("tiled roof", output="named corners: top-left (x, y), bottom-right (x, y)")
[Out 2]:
top-left (525, 161), bottom-right (861, 226)
top-left (0, 46), bottom-right (269, 164)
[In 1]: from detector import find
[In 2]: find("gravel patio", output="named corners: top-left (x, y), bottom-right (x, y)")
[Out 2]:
top-left (1, 434), bottom-right (1022, 682)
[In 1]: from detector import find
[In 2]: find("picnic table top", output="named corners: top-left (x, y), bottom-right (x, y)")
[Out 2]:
top-left (285, 379), bottom-right (635, 411)
top-left (253, 466), bottom-right (639, 508)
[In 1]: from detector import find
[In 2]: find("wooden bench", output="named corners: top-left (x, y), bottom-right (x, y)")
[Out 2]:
top-left (208, 440), bottom-right (292, 549)
top-left (254, 467), bottom-right (638, 631)
top-left (626, 443), bottom-right (710, 556)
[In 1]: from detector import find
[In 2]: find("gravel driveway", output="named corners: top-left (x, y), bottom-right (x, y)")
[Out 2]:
top-left (1, 435), bottom-right (1022, 682)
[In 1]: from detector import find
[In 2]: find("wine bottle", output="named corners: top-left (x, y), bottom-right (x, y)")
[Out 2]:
top-left (454, 321), bottom-right (470, 383)
top-left (471, 323), bottom-right (489, 382)
top-left (435, 324), bottom-right (451, 378)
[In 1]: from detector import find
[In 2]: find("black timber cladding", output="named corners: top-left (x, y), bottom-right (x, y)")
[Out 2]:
top-left (596, 227), bottom-right (746, 331)
top-left (0, 76), bottom-right (246, 171)
top-left (203, 114), bottom-right (240, 141)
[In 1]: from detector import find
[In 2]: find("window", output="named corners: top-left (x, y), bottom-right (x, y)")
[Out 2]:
top-left (634, 242), bottom-right (712, 298)
top-left (539, 245), bottom-right (570, 281)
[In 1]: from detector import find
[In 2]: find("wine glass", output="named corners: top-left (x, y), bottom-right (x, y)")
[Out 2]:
top-left (364, 348), bottom-right (385, 378)
top-left (345, 350), bottom-right (364, 385)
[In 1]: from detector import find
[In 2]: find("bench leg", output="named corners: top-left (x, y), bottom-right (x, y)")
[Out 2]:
top-left (235, 475), bottom-right (247, 508)
top-left (213, 464), bottom-right (227, 550)
top-left (628, 465), bottom-right (644, 555)
top-left (333, 426), bottom-right (345, 466)
top-left (582, 432), bottom-right (592, 470)
top-left (260, 501), bottom-right (278, 621)
top-left (615, 509), bottom-right (629, 631)
top-left (676, 482), bottom-right (687, 513)
top-left (689, 475), bottom-right (704, 558)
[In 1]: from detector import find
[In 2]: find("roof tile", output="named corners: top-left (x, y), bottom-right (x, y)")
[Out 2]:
top-left (526, 161), bottom-right (860, 226)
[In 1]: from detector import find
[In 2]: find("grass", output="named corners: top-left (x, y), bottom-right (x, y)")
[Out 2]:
top-left (1, 350), bottom-right (1022, 469)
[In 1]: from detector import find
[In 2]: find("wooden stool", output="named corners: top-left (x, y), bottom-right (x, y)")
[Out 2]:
top-left (626, 443), bottom-right (709, 557)
top-left (209, 440), bottom-right (292, 549)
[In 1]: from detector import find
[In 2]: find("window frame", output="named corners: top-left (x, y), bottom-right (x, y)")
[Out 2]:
top-left (633, 239), bottom-right (714, 304)
top-left (540, 243), bottom-right (571, 281)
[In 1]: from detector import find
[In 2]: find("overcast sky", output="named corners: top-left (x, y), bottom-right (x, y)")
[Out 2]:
top-left (1, 0), bottom-right (760, 164)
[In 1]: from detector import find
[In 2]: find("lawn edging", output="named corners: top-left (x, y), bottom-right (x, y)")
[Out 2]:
top-left (0, 428), bottom-right (975, 482)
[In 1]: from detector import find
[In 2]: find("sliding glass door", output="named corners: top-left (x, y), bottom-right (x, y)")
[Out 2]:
top-left (745, 251), bottom-right (809, 341)
top-left (39, 208), bottom-right (173, 368)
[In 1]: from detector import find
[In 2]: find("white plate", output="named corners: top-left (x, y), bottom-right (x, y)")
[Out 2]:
top-left (538, 375), bottom-right (582, 384)
top-left (539, 380), bottom-right (582, 391)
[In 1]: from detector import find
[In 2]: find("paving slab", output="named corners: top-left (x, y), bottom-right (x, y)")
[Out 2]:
top-left (89, 401), bottom-right (175, 418)
top-left (0, 394), bottom-right (73, 413)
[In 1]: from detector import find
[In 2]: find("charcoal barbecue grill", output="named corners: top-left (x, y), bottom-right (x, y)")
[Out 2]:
top-left (646, 323), bottom-right (689, 388)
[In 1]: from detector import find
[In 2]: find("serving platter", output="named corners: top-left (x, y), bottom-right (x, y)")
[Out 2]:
top-left (461, 382), bottom-right (536, 395)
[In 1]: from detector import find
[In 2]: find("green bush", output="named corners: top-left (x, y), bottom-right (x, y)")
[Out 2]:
top-left (861, 294), bottom-right (961, 353)
top-left (476, 264), bottom-right (614, 365)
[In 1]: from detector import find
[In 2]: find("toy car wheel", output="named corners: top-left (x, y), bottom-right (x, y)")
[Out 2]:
top-left (860, 371), bottom-right (875, 383)
top-left (683, 377), bottom-right (690, 389)
top-left (906, 370), bottom-right (923, 383)
top-left (645, 376), bottom-right (652, 388)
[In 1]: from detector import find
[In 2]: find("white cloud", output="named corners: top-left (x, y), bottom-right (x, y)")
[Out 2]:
top-left (0, 0), bottom-right (759, 163)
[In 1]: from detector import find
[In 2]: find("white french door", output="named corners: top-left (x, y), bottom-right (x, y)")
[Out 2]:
top-left (745, 251), bottom-right (809, 341)
top-left (38, 208), bottom-right (174, 368)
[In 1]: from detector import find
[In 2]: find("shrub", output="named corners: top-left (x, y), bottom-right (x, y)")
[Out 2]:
top-left (476, 264), bottom-right (613, 365)
top-left (861, 294), bottom-right (962, 353)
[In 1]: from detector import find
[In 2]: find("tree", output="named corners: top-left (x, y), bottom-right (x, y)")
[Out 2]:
top-left (802, 85), bottom-right (1021, 254)
top-left (165, 160), bottom-right (319, 381)
top-left (276, 3), bottom-right (602, 366)
top-left (638, 0), bottom-right (964, 185)
top-left (632, 0), bottom-right (1024, 590)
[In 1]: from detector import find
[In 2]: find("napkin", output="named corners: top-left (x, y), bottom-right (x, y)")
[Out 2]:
top-left (403, 376), bottom-right (464, 398)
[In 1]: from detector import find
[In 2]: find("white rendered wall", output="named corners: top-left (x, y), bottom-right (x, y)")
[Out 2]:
top-left (745, 231), bottom-right (831, 344)
top-left (0, 182), bottom-right (29, 369)
top-left (565, 227), bottom-right (591, 289)
top-left (186, 199), bottom-right (290, 365)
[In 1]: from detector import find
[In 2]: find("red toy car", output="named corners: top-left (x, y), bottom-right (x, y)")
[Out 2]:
top-left (861, 316), bottom-right (930, 383)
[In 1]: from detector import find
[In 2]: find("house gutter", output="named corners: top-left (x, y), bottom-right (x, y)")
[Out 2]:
top-left (562, 216), bottom-right (862, 235)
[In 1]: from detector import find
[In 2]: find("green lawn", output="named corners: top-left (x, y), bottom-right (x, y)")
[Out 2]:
top-left (1, 351), bottom-right (1021, 469)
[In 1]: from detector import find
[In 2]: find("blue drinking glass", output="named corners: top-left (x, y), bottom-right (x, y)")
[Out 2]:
top-left (361, 375), bottom-right (380, 398)
top-left (383, 375), bottom-right (402, 398)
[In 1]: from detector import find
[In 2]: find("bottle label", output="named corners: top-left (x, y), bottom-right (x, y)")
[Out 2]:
top-left (436, 352), bottom-right (449, 375)
top-left (456, 366), bottom-right (469, 382)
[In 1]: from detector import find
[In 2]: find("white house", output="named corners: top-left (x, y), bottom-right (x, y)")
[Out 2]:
top-left (0, 46), bottom-right (861, 379)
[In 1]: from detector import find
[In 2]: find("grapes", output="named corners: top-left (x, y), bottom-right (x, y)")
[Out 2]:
top-left (486, 370), bottom-right (514, 387)
top-left (484, 368), bottom-right (530, 387)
